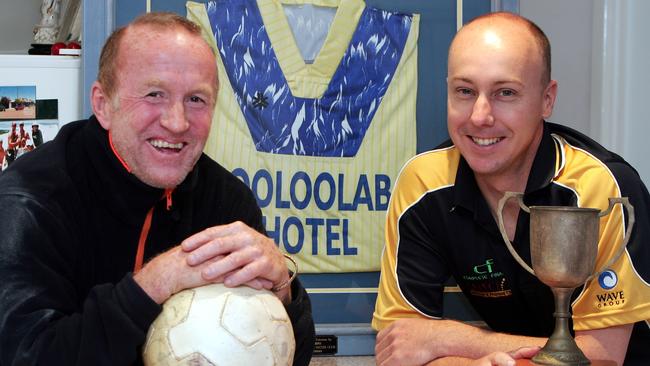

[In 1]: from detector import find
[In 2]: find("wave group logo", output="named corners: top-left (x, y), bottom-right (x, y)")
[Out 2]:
top-left (598, 270), bottom-right (618, 290)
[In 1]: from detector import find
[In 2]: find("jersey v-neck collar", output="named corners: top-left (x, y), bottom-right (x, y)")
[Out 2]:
top-left (259, 0), bottom-right (365, 98)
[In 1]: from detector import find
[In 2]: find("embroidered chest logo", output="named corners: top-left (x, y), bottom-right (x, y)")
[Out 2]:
top-left (251, 91), bottom-right (269, 110)
top-left (596, 270), bottom-right (625, 309)
top-left (462, 259), bottom-right (512, 298)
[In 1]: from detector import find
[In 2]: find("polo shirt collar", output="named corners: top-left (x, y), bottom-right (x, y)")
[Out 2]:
top-left (453, 156), bottom-right (483, 212)
top-left (453, 156), bottom-right (495, 230)
top-left (524, 122), bottom-right (561, 194)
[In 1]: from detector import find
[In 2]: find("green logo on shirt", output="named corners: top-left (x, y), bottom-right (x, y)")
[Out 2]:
top-left (473, 259), bottom-right (494, 274)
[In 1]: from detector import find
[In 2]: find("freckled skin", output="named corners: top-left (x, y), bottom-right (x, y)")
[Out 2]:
top-left (93, 25), bottom-right (218, 188)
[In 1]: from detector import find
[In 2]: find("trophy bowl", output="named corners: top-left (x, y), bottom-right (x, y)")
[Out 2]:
top-left (529, 206), bottom-right (599, 289)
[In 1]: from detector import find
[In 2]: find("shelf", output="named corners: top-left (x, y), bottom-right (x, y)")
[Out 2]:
top-left (0, 54), bottom-right (80, 69)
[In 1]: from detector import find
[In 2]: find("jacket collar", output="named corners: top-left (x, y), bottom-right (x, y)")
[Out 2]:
top-left (81, 116), bottom-right (200, 226)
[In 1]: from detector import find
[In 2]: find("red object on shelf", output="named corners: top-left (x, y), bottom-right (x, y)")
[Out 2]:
top-left (51, 42), bottom-right (67, 55)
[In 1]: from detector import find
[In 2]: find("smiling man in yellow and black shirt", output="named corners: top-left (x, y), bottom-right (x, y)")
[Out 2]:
top-left (373, 12), bottom-right (650, 366)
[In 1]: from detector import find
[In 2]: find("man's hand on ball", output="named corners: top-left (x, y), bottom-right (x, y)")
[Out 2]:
top-left (133, 246), bottom-right (209, 304)
top-left (181, 221), bottom-right (293, 304)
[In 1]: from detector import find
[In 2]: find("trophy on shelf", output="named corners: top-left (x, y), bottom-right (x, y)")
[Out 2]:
top-left (496, 192), bottom-right (634, 365)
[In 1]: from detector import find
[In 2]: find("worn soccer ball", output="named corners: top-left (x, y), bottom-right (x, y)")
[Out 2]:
top-left (142, 284), bottom-right (295, 366)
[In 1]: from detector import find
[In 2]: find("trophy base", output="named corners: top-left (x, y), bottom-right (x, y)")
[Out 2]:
top-left (531, 350), bottom-right (591, 365)
top-left (529, 334), bottom-right (591, 366)
top-left (517, 360), bottom-right (616, 366)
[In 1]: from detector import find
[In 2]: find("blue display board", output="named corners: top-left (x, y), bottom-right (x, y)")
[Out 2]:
top-left (85, 0), bottom-right (519, 355)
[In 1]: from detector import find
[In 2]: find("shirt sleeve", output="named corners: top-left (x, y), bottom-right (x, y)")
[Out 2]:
top-left (572, 161), bottom-right (650, 330)
top-left (372, 158), bottom-right (449, 331)
top-left (284, 278), bottom-right (315, 366)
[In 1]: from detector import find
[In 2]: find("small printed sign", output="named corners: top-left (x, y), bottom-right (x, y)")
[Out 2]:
top-left (313, 335), bottom-right (338, 355)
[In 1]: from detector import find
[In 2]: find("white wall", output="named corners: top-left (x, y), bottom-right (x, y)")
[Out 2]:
top-left (620, 1), bottom-right (650, 185)
top-left (520, 0), bottom-right (593, 136)
top-left (522, 0), bottom-right (650, 186)
top-left (0, 0), bottom-right (42, 54)
top-left (590, 0), bottom-right (650, 185)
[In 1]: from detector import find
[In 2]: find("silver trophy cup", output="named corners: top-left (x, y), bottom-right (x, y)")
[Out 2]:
top-left (496, 192), bottom-right (634, 365)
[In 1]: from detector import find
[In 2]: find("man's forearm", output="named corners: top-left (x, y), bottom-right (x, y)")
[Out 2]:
top-left (432, 319), bottom-right (544, 359)
top-left (434, 320), bottom-right (632, 364)
top-left (426, 356), bottom-right (476, 366)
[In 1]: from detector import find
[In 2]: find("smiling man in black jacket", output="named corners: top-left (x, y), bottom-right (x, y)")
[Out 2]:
top-left (0, 12), bottom-right (314, 366)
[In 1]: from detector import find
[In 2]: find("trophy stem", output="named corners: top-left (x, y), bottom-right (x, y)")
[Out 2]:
top-left (532, 287), bottom-right (590, 365)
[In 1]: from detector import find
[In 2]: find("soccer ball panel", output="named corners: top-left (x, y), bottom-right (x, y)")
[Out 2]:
top-left (222, 292), bottom-right (271, 345)
top-left (261, 294), bottom-right (291, 321)
top-left (271, 322), bottom-right (295, 365)
top-left (143, 284), bottom-right (295, 366)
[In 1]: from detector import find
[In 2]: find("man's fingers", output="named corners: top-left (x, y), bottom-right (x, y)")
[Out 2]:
top-left (179, 222), bottom-right (287, 298)
top-left (374, 327), bottom-right (395, 366)
top-left (201, 244), bottom-right (266, 281)
top-left (213, 247), bottom-right (279, 287)
top-left (181, 221), bottom-right (247, 251)
top-left (242, 278), bottom-right (273, 290)
top-left (508, 346), bottom-right (541, 359)
top-left (374, 323), bottom-right (391, 345)
top-left (185, 234), bottom-right (245, 266)
top-left (236, 278), bottom-right (262, 290)
top-left (219, 257), bottom-right (263, 285)
top-left (491, 352), bottom-right (516, 366)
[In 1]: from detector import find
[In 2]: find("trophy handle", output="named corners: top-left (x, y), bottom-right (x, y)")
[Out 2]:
top-left (496, 192), bottom-right (535, 276)
top-left (592, 197), bottom-right (635, 276)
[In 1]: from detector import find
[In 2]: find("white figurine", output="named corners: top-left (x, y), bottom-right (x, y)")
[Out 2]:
top-left (33, 0), bottom-right (62, 44)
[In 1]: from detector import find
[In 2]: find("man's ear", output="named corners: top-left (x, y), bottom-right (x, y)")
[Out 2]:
top-left (542, 80), bottom-right (558, 119)
top-left (90, 81), bottom-right (112, 130)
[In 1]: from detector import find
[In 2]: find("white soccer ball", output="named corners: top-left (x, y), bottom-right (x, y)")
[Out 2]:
top-left (142, 284), bottom-right (295, 366)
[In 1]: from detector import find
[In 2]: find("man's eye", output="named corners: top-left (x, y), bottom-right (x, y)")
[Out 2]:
top-left (146, 91), bottom-right (162, 98)
top-left (457, 88), bottom-right (474, 96)
top-left (498, 89), bottom-right (516, 97)
top-left (189, 96), bottom-right (205, 104)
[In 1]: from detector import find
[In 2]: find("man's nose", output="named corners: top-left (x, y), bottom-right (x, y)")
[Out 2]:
top-left (470, 94), bottom-right (495, 127)
top-left (160, 101), bottom-right (189, 133)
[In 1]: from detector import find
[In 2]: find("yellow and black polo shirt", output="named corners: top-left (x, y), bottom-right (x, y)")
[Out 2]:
top-left (373, 122), bottom-right (650, 363)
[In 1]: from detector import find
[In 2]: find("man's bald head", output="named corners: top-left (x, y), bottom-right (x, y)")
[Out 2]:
top-left (449, 12), bottom-right (551, 86)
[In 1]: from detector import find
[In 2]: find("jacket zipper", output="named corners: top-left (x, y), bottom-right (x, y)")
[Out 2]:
top-left (133, 189), bottom-right (174, 273)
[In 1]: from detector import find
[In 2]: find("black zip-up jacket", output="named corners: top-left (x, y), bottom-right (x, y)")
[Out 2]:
top-left (0, 116), bottom-right (315, 365)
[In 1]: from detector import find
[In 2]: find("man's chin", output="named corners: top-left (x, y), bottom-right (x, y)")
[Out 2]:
top-left (465, 159), bottom-right (503, 177)
top-left (135, 171), bottom-right (189, 189)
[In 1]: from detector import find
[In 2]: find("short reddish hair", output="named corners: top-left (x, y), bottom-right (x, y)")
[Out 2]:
top-left (97, 12), bottom-right (205, 100)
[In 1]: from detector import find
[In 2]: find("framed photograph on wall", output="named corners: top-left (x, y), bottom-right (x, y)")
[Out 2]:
top-left (0, 86), bottom-right (37, 120)
top-left (0, 120), bottom-right (59, 170)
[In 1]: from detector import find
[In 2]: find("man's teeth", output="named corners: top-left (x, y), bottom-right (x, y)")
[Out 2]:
top-left (150, 140), bottom-right (183, 149)
top-left (472, 137), bottom-right (502, 146)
